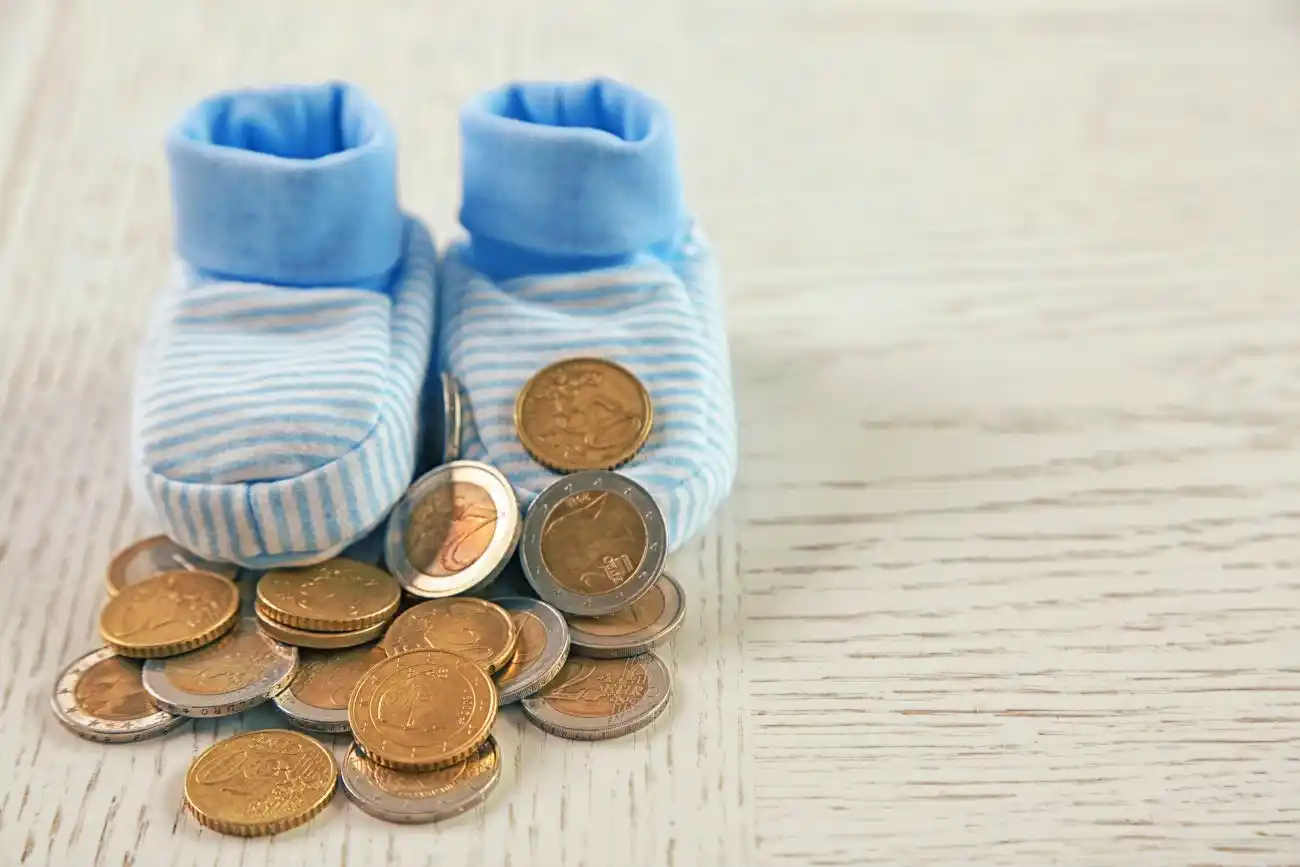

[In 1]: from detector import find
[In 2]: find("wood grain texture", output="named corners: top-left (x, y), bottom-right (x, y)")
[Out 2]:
top-left (1, 0), bottom-right (1299, 865)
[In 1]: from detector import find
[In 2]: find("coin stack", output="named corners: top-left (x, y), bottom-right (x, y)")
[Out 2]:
top-left (51, 357), bottom-right (687, 836)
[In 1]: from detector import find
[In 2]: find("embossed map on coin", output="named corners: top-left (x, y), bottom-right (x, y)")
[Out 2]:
top-left (164, 627), bottom-right (281, 695)
top-left (516, 358), bottom-right (653, 471)
top-left (186, 730), bottom-right (335, 827)
top-left (568, 582), bottom-right (666, 636)
top-left (292, 646), bottom-right (388, 709)
top-left (540, 490), bottom-right (648, 594)
top-left (541, 658), bottom-right (650, 718)
top-left (102, 571), bottom-right (236, 645)
top-left (383, 599), bottom-right (516, 671)
top-left (74, 657), bottom-right (156, 720)
top-left (496, 611), bottom-right (546, 683)
top-left (404, 481), bottom-right (497, 576)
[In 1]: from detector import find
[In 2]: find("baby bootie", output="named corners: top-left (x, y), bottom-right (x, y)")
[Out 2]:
top-left (132, 82), bottom-right (436, 569)
top-left (439, 78), bottom-right (737, 550)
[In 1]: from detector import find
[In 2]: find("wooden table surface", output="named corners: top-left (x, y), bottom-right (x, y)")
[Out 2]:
top-left (3, 1), bottom-right (1299, 865)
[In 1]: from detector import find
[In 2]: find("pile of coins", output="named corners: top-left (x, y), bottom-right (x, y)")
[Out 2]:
top-left (51, 357), bottom-right (687, 836)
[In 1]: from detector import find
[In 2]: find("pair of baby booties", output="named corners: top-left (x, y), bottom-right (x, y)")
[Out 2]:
top-left (132, 78), bottom-right (737, 570)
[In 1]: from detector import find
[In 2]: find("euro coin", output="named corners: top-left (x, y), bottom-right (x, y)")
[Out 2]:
top-left (521, 654), bottom-right (671, 741)
top-left (382, 597), bottom-right (517, 675)
top-left (141, 617), bottom-right (296, 717)
top-left (99, 570), bottom-right (239, 658)
top-left (340, 737), bottom-right (499, 824)
top-left (566, 573), bottom-right (685, 658)
top-left (493, 597), bottom-right (569, 705)
top-left (50, 647), bottom-right (184, 743)
top-left (256, 558), bottom-right (399, 632)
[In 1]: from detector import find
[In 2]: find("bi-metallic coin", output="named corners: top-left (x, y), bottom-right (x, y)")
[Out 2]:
top-left (350, 649), bottom-right (497, 771)
top-left (184, 729), bottom-right (336, 837)
top-left (99, 570), bottom-right (240, 658)
top-left (105, 535), bottom-right (238, 597)
top-left (520, 471), bottom-right (667, 616)
top-left (142, 617), bottom-right (297, 717)
top-left (382, 597), bottom-right (517, 674)
top-left (493, 597), bottom-right (570, 704)
top-left (521, 654), bottom-right (672, 741)
top-left (273, 644), bottom-right (388, 733)
top-left (256, 558), bottom-right (400, 632)
top-left (341, 737), bottom-right (500, 824)
top-left (385, 461), bottom-right (521, 599)
top-left (514, 357), bottom-right (653, 472)
top-left (50, 647), bottom-right (185, 743)
top-left (566, 573), bottom-right (685, 658)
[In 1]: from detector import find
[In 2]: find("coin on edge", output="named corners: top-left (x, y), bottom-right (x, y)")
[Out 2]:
top-left (350, 649), bottom-right (497, 771)
top-left (382, 597), bottom-right (517, 674)
top-left (341, 736), bottom-right (499, 824)
top-left (105, 535), bottom-right (239, 597)
top-left (514, 356), bottom-right (653, 472)
top-left (385, 461), bottom-right (521, 599)
top-left (100, 570), bottom-right (240, 658)
top-left (521, 654), bottom-right (672, 740)
top-left (254, 600), bottom-right (390, 649)
top-left (185, 729), bottom-right (336, 836)
top-left (256, 558), bottom-right (400, 632)
top-left (493, 597), bottom-right (570, 704)
top-left (142, 617), bottom-right (297, 717)
top-left (273, 644), bottom-right (389, 733)
top-left (519, 471), bottom-right (667, 616)
top-left (50, 647), bottom-right (185, 743)
top-left (566, 573), bottom-right (685, 658)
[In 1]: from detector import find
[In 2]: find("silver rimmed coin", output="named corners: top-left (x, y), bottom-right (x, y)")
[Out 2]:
top-left (493, 597), bottom-right (570, 704)
top-left (273, 644), bottom-right (388, 733)
top-left (566, 573), bottom-right (685, 658)
top-left (521, 653), bottom-right (672, 740)
top-left (142, 617), bottom-right (297, 717)
top-left (50, 647), bottom-right (186, 743)
top-left (385, 461), bottom-right (521, 599)
top-left (105, 535), bottom-right (238, 597)
top-left (420, 371), bottom-right (464, 471)
top-left (341, 736), bottom-right (499, 824)
top-left (519, 471), bottom-right (667, 616)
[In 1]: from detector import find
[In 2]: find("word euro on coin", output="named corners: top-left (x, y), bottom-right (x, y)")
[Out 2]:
top-left (51, 647), bottom-right (185, 743)
top-left (515, 357), bottom-right (653, 472)
top-left (566, 573), bottom-right (685, 658)
top-left (493, 597), bottom-right (570, 704)
top-left (273, 644), bottom-right (389, 733)
top-left (385, 461), bottom-right (520, 598)
top-left (341, 736), bottom-right (500, 824)
top-left (184, 729), bottom-right (336, 837)
top-left (256, 558), bottom-right (399, 632)
top-left (520, 471), bottom-right (667, 616)
top-left (99, 570), bottom-right (239, 658)
top-left (105, 535), bottom-right (238, 597)
top-left (142, 617), bottom-right (296, 717)
top-left (382, 597), bottom-right (517, 675)
top-left (521, 654), bottom-right (672, 741)
top-left (349, 649), bottom-right (497, 772)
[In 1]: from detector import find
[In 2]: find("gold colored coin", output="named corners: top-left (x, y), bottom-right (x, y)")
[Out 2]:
top-left (162, 623), bottom-right (283, 696)
top-left (349, 649), bottom-right (497, 771)
top-left (542, 657), bottom-right (651, 718)
top-left (514, 357), bottom-right (653, 472)
top-left (257, 558), bottom-right (400, 632)
top-left (105, 535), bottom-right (238, 597)
top-left (540, 489), bottom-right (648, 595)
top-left (74, 656), bottom-right (157, 721)
top-left (495, 611), bottom-right (546, 683)
top-left (254, 600), bottom-right (391, 649)
top-left (381, 598), bottom-right (517, 674)
top-left (290, 645), bottom-right (390, 711)
top-left (184, 729), bottom-right (336, 836)
top-left (99, 570), bottom-right (239, 658)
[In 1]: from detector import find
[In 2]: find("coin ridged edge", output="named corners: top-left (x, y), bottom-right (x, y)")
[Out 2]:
top-left (341, 738), bottom-right (500, 824)
top-left (512, 357), bottom-right (654, 473)
top-left (381, 598), bottom-right (519, 675)
top-left (185, 736), bottom-right (337, 837)
top-left (256, 591), bottom-right (399, 633)
top-left (523, 689), bottom-right (670, 741)
top-left (104, 608), bottom-right (238, 659)
top-left (499, 633), bottom-right (569, 705)
top-left (255, 602), bottom-right (391, 649)
top-left (356, 734), bottom-right (492, 773)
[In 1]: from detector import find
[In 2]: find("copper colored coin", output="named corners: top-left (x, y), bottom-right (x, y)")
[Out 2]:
top-left (382, 598), bottom-right (517, 675)
top-left (105, 535), bottom-right (238, 597)
top-left (99, 570), bottom-right (240, 658)
top-left (256, 558), bottom-right (400, 632)
top-left (349, 649), bottom-right (497, 772)
top-left (514, 357), bottom-right (653, 472)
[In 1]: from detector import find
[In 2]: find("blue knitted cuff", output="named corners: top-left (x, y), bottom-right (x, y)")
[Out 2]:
top-left (458, 78), bottom-right (685, 260)
top-left (167, 81), bottom-right (403, 287)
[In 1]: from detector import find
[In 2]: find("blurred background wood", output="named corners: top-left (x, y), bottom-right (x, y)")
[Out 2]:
top-left (2, 1), bottom-right (1298, 865)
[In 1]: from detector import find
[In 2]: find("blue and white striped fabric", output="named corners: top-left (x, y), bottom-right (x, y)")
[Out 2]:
top-left (132, 220), bottom-right (436, 568)
top-left (441, 221), bottom-right (736, 550)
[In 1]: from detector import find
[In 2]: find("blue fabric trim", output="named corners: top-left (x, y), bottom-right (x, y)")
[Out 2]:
top-left (458, 78), bottom-right (685, 273)
top-left (167, 81), bottom-right (403, 287)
